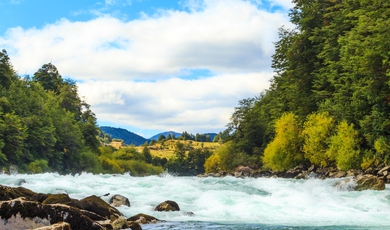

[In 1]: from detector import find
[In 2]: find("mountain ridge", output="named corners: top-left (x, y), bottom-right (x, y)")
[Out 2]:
top-left (100, 126), bottom-right (217, 146)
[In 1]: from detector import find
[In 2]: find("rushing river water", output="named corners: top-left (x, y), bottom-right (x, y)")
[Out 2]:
top-left (0, 172), bottom-right (390, 229)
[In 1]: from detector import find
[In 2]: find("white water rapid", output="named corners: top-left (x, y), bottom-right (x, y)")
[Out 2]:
top-left (1, 173), bottom-right (389, 229)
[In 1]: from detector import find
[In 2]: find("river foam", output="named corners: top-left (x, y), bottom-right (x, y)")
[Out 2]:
top-left (0, 173), bottom-right (389, 229)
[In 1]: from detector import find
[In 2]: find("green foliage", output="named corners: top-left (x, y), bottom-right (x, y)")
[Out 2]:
top-left (262, 113), bottom-right (304, 171)
top-left (302, 112), bottom-right (335, 167)
top-left (142, 143), bottom-right (152, 163)
top-left (158, 134), bottom-right (166, 142)
top-left (166, 143), bottom-right (212, 175)
top-left (27, 159), bottom-right (49, 174)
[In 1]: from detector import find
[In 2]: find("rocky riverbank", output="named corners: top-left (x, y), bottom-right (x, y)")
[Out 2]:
top-left (0, 185), bottom-right (181, 230)
top-left (198, 164), bottom-right (389, 190)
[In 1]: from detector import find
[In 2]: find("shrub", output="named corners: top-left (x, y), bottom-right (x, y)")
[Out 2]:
top-left (262, 112), bottom-right (304, 171)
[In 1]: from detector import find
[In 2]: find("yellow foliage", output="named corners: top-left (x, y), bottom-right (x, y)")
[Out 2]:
top-left (262, 112), bottom-right (304, 171)
top-left (204, 153), bottom-right (221, 173)
top-left (327, 120), bottom-right (360, 171)
top-left (302, 112), bottom-right (335, 167)
top-left (99, 156), bottom-right (124, 174)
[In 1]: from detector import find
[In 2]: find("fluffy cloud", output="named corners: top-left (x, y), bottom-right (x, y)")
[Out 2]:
top-left (0, 0), bottom-right (293, 136)
top-left (78, 71), bottom-right (273, 135)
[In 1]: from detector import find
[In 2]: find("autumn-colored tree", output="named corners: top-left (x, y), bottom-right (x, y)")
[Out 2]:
top-left (327, 120), bottom-right (360, 171)
top-left (262, 113), bottom-right (304, 171)
top-left (302, 112), bottom-right (335, 167)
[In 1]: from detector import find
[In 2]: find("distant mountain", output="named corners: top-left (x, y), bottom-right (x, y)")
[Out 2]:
top-left (149, 131), bottom-right (182, 141)
top-left (149, 131), bottom-right (218, 141)
top-left (100, 126), bottom-right (148, 146)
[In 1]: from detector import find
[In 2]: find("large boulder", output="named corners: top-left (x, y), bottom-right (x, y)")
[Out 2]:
top-left (154, 200), bottom-right (180, 212)
top-left (42, 194), bottom-right (72, 205)
top-left (233, 166), bottom-right (254, 177)
top-left (127, 213), bottom-right (161, 224)
top-left (98, 216), bottom-right (129, 230)
top-left (355, 174), bottom-right (385, 191)
top-left (76, 195), bottom-right (122, 220)
top-left (0, 198), bottom-right (105, 230)
top-left (109, 194), bottom-right (130, 207)
top-left (0, 185), bottom-right (37, 201)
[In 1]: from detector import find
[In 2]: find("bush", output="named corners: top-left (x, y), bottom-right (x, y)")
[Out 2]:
top-left (262, 112), bottom-right (304, 171)
top-left (302, 112), bottom-right (335, 167)
top-left (327, 120), bottom-right (360, 171)
top-left (27, 159), bottom-right (49, 173)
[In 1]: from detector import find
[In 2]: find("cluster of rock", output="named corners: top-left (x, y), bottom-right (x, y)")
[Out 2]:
top-left (0, 185), bottom-right (181, 230)
top-left (198, 165), bottom-right (388, 191)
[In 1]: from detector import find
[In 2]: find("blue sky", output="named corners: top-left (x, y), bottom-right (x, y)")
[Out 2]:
top-left (0, 0), bottom-right (294, 138)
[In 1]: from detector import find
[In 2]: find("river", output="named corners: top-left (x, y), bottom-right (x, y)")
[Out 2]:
top-left (0, 172), bottom-right (389, 229)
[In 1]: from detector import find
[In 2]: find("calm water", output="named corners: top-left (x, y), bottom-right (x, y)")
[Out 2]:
top-left (0, 172), bottom-right (389, 229)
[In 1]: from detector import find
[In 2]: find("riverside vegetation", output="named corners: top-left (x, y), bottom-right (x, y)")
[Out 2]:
top-left (0, 0), bottom-right (390, 178)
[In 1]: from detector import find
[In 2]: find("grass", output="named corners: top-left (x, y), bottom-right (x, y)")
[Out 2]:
top-left (135, 139), bottom-right (221, 159)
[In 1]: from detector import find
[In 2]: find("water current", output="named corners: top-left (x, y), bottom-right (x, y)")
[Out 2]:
top-left (0, 173), bottom-right (389, 229)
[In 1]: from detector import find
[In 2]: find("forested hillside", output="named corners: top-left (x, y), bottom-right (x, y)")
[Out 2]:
top-left (207, 0), bottom-right (390, 172)
top-left (100, 126), bottom-right (148, 146)
top-left (0, 50), bottom-right (101, 174)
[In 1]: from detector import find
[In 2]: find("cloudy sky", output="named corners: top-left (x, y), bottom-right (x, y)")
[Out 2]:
top-left (0, 0), bottom-right (294, 138)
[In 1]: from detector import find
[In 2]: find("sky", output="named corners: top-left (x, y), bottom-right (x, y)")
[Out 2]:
top-left (0, 0), bottom-right (294, 138)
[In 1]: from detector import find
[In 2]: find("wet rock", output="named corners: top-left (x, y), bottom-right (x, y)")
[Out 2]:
top-left (0, 198), bottom-right (105, 230)
top-left (308, 165), bottom-right (317, 172)
top-left (234, 171), bottom-right (244, 178)
top-left (128, 213), bottom-right (161, 224)
top-left (42, 194), bottom-right (72, 205)
top-left (235, 166), bottom-right (253, 176)
top-left (377, 166), bottom-right (390, 176)
top-left (128, 221), bottom-right (143, 230)
top-left (16, 179), bottom-right (26, 186)
top-left (154, 200), bottom-right (180, 212)
top-left (329, 171), bottom-right (347, 178)
top-left (76, 195), bottom-right (122, 220)
top-left (98, 216), bottom-right (129, 229)
top-left (346, 169), bottom-right (362, 178)
top-left (335, 178), bottom-right (356, 191)
top-left (33, 222), bottom-right (72, 230)
top-left (0, 185), bottom-right (37, 201)
top-left (284, 168), bottom-right (301, 178)
top-left (109, 194), bottom-right (130, 207)
top-left (294, 171), bottom-right (310, 179)
top-left (355, 174), bottom-right (385, 191)
top-left (183, 212), bottom-right (195, 216)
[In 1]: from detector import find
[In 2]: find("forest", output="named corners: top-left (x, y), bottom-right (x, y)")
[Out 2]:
top-left (206, 0), bottom-right (390, 173)
top-left (1, 0), bottom-right (389, 176)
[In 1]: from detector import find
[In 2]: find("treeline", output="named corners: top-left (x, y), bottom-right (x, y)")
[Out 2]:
top-left (206, 0), bottom-right (390, 172)
top-left (0, 50), bottom-right (164, 175)
top-left (0, 50), bottom-right (102, 174)
top-left (155, 131), bottom-right (214, 143)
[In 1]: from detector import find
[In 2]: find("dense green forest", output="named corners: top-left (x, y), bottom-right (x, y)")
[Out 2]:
top-left (206, 0), bottom-right (390, 173)
top-left (0, 49), bottom-right (101, 174)
top-left (0, 50), bottom-right (164, 175)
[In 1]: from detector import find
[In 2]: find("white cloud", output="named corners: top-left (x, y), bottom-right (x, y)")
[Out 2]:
top-left (78, 72), bottom-right (272, 134)
top-left (1, 0), bottom-right (291, 79)
top-left (0, 0), bottom-right (293, 136)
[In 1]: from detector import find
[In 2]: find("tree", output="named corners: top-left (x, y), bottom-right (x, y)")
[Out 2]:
top-left (327, 120), bottom-right (360, 171)
top-left (262, 113), bottom-right (304, 171)
top-left (33, 63), bottom-right (63, 93)
top-left (157, 134), bottom-right (166, 142)
top-left (0, 49), bottom-right (17, 88)
top-left (302, 112), bottom-right (335, 167)
top-left (142, 143), bottom-right (152, 164)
